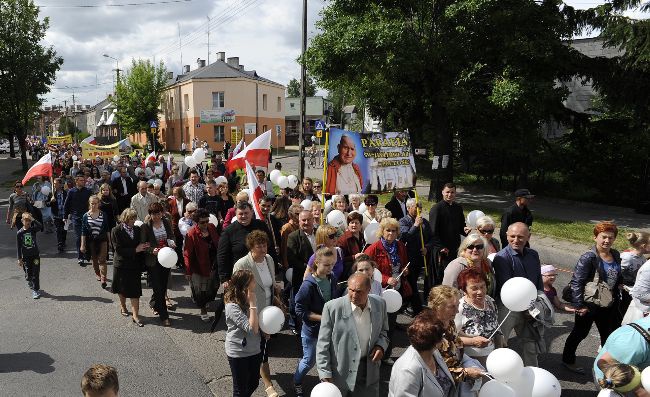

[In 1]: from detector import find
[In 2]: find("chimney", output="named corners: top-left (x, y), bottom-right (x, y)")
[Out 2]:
top-left (197, 58), bottom-right (206, 68)
top-left (167, 71), bottom-right (174, 79)
top-left (183, 65), bottom-right (190, 73)
top-left (216, 51), bottom-right (225, 62)
top-left (239, 64), bottom-right (245, 71)
top-left (226, 57), bottom-right (239, 68)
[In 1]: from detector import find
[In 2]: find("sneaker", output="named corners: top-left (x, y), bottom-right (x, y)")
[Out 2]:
top-left (78, 260), bottom-right (87, 267)
top-left (382, 357), bottom-right (395, 366)
top-left (294, 384), bottom-right (304, 397)
top-left (32, 291), bottom-right (40, 299)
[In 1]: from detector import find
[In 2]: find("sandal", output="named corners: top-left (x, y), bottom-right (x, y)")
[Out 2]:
top-left (120, 308), bottom-right (129, 317)
top-left (265, 386), bottom-right (279, 397)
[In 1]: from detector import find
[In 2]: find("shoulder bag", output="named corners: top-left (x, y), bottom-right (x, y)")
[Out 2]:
top-left (583, 263), bottom-right (614, 308)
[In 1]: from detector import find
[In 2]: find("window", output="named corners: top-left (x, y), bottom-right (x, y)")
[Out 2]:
top-left (262, 125), bottom-right (268, 134)
top-left (290, 102), bottom-right (295, 109)
top-left (262, 94), bottom-right (268, 111)
top-left (212, 91), bottom-right (224, 108)
top-left (214, 125), bottom-right (225, 142)
top-left (277, 96), bottom-right (282, 112)
top-left (169, 96), bottom-right (174, 111)
top-left (184, 94), bottom-right (189, 111)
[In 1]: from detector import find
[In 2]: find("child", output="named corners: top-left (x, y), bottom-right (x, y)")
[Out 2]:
top-left (352, 254), bottom-right (383, 296)
top-left (16, 212), bottom-right (43, 299)
top-left (541, 264), bottom-right (574, 312)
top-left (597, 363), bottom-right (642, 396)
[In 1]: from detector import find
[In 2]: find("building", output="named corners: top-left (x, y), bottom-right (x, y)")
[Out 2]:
top-left (285, 96), bottom-right (333, 145)
top-left (158, 53), bottom-right (286, 153)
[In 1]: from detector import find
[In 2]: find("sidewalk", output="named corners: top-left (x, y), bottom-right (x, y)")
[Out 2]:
top-left (0, 155), bottom-right (29, 205)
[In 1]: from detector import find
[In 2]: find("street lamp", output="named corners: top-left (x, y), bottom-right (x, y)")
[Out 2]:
top-left (102, 53), bottom-right (121, 141)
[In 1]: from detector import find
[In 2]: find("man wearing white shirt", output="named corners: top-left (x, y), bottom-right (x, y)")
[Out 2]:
top-left (130, 181), bottom-right (159, 221)
top-left (255, 168), bottom-right (275, 199)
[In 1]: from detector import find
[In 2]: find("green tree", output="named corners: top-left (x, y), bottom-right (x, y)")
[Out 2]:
top-left (0, 0), bottom-right (63, 170)
top-left (113, 59), bottom-right (167, 150)
top-left (286, 76), bottom-right (317, 97)
top-left (305, 0), bottom-right (579, 199)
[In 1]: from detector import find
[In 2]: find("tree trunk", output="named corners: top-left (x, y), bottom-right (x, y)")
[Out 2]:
top-left (428, 105), bottom-right (453, 202)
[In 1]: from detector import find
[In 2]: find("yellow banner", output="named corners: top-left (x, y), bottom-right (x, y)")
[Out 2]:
top-left (81, 142), bottom-right (121, 159)
top-left (47, 135), bottom-right (73, 144)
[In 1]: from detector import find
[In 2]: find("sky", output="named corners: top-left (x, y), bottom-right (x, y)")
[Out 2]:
top-left (38, 0), bottom-right (645, 109)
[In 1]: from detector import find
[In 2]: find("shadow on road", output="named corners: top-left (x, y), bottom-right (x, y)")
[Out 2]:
top-left (0, 352), bottom-right (55, 374)
top-left (39, 291), bottom-right (113, 304)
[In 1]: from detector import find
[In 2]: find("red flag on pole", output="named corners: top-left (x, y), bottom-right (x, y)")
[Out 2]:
top-left (22, 153), bottom-right (52, 186)
top-left (245, 160), bottom-right (265, 221)
top-left (226, 130), bottom-right (271, 174)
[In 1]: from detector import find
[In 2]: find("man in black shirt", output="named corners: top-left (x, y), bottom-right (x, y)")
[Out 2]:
top-left (500, 188), bottom-right (534, 247)
top-left (198, 179), bottom-right (220, 217)
top-left (64, 175), bottom-right (93, 266)
top-left (428, 182), bottom-right (468, 270)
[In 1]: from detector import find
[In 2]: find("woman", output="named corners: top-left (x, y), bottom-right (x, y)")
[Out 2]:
top-left (91, 167), bottom-right (102, 190)
top-left (454, 268), bottom-right (501, 367)
top-left (165, 164), bottom-right (184, 193)
top-left (98, 183), bottom-right (119, 235)
top-left (427, 285), bottom-right (485, 396)
top-left (442, 234), bottom-right (495, 298)
top-left (294, 247), bottom-right (339, 397)
top-left (232, 231), bottom-right (280, 397)
top-left (620, 232), bottom-right (650, 315)
top-left (389, 310), bottom-right (456, 397)
top-left (224, 269), bottom-right (262, 397)
top-left (217, 180), bottom-right (235, 222)
top-left (364, 217), bottom-right (411, 364)
top-left (111, 208), bottom-right (149, 327)
top-left (80, 196), bottom-right (111, 289)
top-left (332, 195), bottom-right (348, 215)
top-left (168, 187), bottom-right (189, 268)
top-left (361, 195), bottom-right (380, 228)
top-left (337, 212), bottom-right (366, 281)
top-left (475, 216), bottom-right (500, 254)
top-left (299, 177), bottom-right (316, 201)
top-left (562, 221), bottom-right (622, 374)
top-left (270, 194), bottom-right (291, 225)
top-left (140, 201), bottom-right (176, 326)
top-left (347, 193), bottom-right (363, 213)
top-left (597, 363), bottom-right (643, 396)
top-left (183, 208), bottom-right (220, 321)
top-left (353, 255), bottom-right (383, 296)
top-left (304, 225), bottom-right (344, 281)
top-left (7, 181), bottom-right (31, 229)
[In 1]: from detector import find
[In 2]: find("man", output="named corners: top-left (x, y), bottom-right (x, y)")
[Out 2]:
top-left (300, 177), bottom-right (316, 201)
top-left (259, 196), bottom-right (281, 254)
top-left (500, 188), bottom-right (534, 246)
top-left (428, 182), bottom-right (468, 269)
top-left (198, 179), bottom-right (220, 217)
top-left (399, 198), bottom-right (434, 314)
top-left (50, 178), bottom-right (68, 252)
top-left (64, 175), bottom-right (92, 266)
top-left (385, 190), bottom-right (409, 221)
top-left (325, 134), bottom-right (363, 194)
top-left (223, 141), bottom-right (231, 159)
top-left (492, 222), bottom-right (543, 366)
top-left (280, 204), bottom-right (303, 269)
top-left (181, 141), bottom-right (187, 156)
top-left (182, 169), bottom-right (206, 204)
top-left (111, 166), bottom-right (136, 214)
top-left (81, 364), bottom-right (119, 397)
top-left (286, 210), bottom-right (317, 332)
top-left (316, 273), bottom-right (389, 397)
top-left (594, 315), bottom-right (650, 396)
top-left (130, 181), bottom-right (159, 222)
top-left (255, 168), bottom-right (275, 198)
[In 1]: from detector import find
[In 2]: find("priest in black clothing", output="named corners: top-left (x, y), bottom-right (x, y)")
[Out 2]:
top-left (499, 188), bottom-right (534, 246)
top-left (428, 182), bottom-right (469, 269)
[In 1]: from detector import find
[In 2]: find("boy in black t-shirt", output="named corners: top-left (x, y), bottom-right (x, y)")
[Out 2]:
top-left (16, 212), bottom-right (43, 299)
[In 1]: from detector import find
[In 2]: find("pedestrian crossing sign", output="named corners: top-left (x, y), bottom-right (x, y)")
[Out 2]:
top-left (150, 120), bottom-right (158, 129)
top-left (315, 120), bottom-right (325, 130)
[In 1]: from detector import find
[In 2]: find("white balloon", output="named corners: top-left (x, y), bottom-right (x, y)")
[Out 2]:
top-left (479, 380), bottom-right (516, 397)
top-left (358, 203), bottom-right (367, 213)
top-left (113, 155), bottom-right (120, 162)
top-left (287, 175), bottom-right (299, 189)
top-left (184, 155), bottom-right (197, 168)
top-left (327, 210), bottom-right (346, 228)
top-left (642, 367), bottom-right (650, 391)
top-left (300, 199), bottom-right (313, 211)
top-left (154, 165), bottom-right (163, 176)
top-left (209, 214), bottom-right (218, 227)
top-left (215, 176), bottom-right (228, 186)
top-left (466, 210), bottom-right (486, 228)
top-left (597, 390), bottom-right (619, 397)
top-left (277, 175), bottom-right (289, 189)
top-left (373, 268), bottom-right (382, 283)
top-left (500, 277), bottom-right (538, 312)
top-left (154, 178), bottom-right (163, 186)
top-left (311, 382), bottom-right (343, 397)
top-left (40, 186), bottom-right (51, 195)
top-left (157, 246), bottom-right (178, 269)
top-left (486, 348), bottom-right (524, 383)
top-left (134, 220), bottom-right (144, 227)
top-left (488, 253), bottom-right (496, 262)
top-left (192, 148), bottom-right (205, 163)
top-left (269, 169), bottom-right (282, 185)
top-left (382, 289), bottom-right (403, 313)
top-left (285, 268), bottom-right (293, 283)
top-left (364, 222), bottom-right (380, 245)
top-left (259, 306), bottom-right (284, 334)
top-left (528, 367), bottom-right (561, 397)
top-left (324, 199), bottom-right (333, 212)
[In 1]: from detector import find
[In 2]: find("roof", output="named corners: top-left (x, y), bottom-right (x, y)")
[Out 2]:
top-left (168, 60), bottom-right (283, 87)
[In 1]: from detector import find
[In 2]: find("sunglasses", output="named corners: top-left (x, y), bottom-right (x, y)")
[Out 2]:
top-left (479, 229), bottom-right (494, 235)
top-left (366, 203), bottom-right (377, 206)
top-left (466, 244), bottom-right (484, 251)
top-left (328, 233), bottom-right (337, 239)
top-left (313, 185), bottom-right (321, 189)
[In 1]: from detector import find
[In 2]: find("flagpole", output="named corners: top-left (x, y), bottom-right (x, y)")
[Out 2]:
top-left (321, 129), bottom-right (329, 225)
top-left (414, 190), bottom-right (428, 278)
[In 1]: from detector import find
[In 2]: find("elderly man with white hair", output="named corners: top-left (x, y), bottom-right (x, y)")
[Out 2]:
top-left (399, 197), bottom-right (435, 315)
top-left (130, 181), bottom-right (159, 222)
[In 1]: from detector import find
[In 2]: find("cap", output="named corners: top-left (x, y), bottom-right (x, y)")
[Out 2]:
top-left (541, 264), bottom-right (557, 275)
top-left (514, 188), bottom-right (535, 198)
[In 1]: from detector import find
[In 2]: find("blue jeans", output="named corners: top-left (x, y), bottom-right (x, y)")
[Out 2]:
top-left (294, 332), bottom-right (317, 385)
top-left (72, 216), bottom-right (83, 260)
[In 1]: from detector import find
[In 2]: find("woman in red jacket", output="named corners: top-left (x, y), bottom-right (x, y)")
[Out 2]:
top-left (337, 211), bottom-right (366, 281)
top-left (183, 208), bottom-right (220, 321)
top-left (364, 217), bottom-right (410, 365)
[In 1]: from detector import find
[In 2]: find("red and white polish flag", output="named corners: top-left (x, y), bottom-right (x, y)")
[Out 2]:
top-left (228, 138), bottom-right (245, 161)
top-left (143, 151), bottom-right (156, 167)
top-left (245, 159), bottom-right (265, 221)
top-left (22, 152), bottom-right (53, 186)
top-left (226, 130), bottom-right (271, 174)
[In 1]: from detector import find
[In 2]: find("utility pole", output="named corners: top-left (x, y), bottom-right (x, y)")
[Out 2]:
top-left (63, 100), bottom-right (68, 136)
top-left (72, 93), bottom-right (76, 140)
top-left (299, 0), bottom-right (307, 180)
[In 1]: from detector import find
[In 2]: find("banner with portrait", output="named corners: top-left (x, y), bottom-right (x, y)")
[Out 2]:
top-left (46, 135), bottom-right (73, 145)
top-left (324, 128), bottom-right (416, 194)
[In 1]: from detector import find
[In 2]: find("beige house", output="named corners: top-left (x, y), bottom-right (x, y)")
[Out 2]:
top-left (158, 53), bottom-right (286, 153)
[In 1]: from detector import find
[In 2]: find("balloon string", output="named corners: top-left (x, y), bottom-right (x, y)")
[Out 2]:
top-left (395, 262), bottom-right (410, 281)
top-left (488, 310), bottom-right (511, 340)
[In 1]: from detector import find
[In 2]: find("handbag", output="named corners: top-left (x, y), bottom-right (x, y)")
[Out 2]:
top-left (583, 265), bottom-right (614, 308)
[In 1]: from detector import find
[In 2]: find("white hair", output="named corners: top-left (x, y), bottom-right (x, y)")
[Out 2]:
top-left (476, 215), bottom-right (496, 229)
top-left (186, 202), bottom-right (198, 211)
top-left (406, 198), bottom-right (418, 208)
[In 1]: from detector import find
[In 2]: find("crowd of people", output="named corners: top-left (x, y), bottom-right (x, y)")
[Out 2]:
top-left (9, 142), bottom-right (650, 397)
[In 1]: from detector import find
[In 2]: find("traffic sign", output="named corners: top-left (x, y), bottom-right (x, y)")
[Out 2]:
top-left (150, 128), bottom-right (156, 134)
top-left (316, 130), bottom-right (323, 138)
top-left (150, 120), bottom-right (158, 128)
top-left (314, 120), bottom-right (325, 130)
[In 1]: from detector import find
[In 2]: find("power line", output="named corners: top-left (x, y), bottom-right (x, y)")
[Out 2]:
top-left (38, 0), bottom-right (193, 8)
top-left (51, 81), bottom-right (112, 90)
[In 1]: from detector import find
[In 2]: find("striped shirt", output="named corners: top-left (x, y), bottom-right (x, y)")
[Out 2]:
top-left (88, 212), bottom-right (104, 237)
top-left (153, 224), bottom-right (167, 246)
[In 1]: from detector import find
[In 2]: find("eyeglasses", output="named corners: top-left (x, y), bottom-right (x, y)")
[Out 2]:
top-left (328, 233), bottom-right (337, 239)
top-left (313, 185), bottom-right (321, 189)
top-left (366, 203), bottom-right (377, 206)
top-left (466, 244), bottom-right (484, 251)
top-left (478, 229), bottom-right (494, 235)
